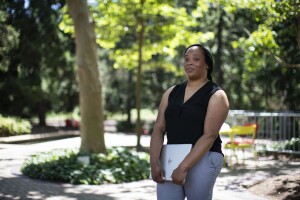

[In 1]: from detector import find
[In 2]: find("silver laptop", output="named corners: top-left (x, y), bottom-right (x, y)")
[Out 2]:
top-left (160, 144), bottom-right (192, 181)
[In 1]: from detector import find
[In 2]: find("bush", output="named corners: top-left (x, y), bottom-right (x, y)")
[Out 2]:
top-left (21, 147), bottom-right (150, 185)
top-left (116, 120), bottom-right (155, 135)
top-left (271, 137), bottom-right (300, 152)
top-left (116, 120), bottom-right (135, 132)
top-left (0, 115), bottom-right (32, 136)
top-left (283, 138), bottom-right (300, 151)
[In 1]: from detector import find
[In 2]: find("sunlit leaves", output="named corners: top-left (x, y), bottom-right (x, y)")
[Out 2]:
top-left (111, 49), bottom-right (138, 69)
top-left (249, 26), bottom-right (278, 49)
top-left (192, 0), bottom-right (209, 18)
top-left (236, 24), bottom-right (279, 73)
top-left (211, 0), bottom-right (290, 24)
top-left (60, 0), bottom-right (217, 73)
top-left (0, 10), bottom-right (20, 65)
top-left (58, 0), bottom-right (300, 112)
top-left (226, 0), bottom-right (296, 73)
top-left (88, 0), bottom-right (212, 73)
top-left (58, 5), bottom-right (74, 35)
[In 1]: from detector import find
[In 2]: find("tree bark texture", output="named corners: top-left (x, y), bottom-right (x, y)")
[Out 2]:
top-left (135, 0), bottom-right (145, 150)
top-left (67, 0), bottom-right (106, 153)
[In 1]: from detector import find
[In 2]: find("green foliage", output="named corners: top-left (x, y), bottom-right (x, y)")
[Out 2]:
top-left (21, 147), bottom-right (150, 185)
top-left (208, 0), bottom-right (300, 110)
top-left (271, 137), bottom-right (300, 152)
top-left (0, 115), bottom-right (31, 136)
top-left (0, 10), bottom-right (19, 62)
top-left (116, 120), bottom-right (135, 132)
top-left (0, 1), bottom-right (78, 124)
top-left (102, 63), bottom-right (181, 116)
top-left (1, 0), bottom-right (300, 123)
top-left (142, 67), bottom-right (184, 109)
top-left (61, 0), bottom-right (212, 72)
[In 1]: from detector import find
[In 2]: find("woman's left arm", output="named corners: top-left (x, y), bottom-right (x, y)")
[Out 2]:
top-left (172, 90), bottom-right (229, 185)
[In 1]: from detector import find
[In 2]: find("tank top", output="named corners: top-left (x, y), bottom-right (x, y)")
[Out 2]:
top-left (164, 80), bottom-right (223, 155)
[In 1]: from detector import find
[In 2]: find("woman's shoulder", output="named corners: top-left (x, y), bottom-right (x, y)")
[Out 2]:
top-left (210, 85), bottom-right (229, 106)
top-left (209, 81), bottom-right (224, 93)
top-left (166, 81), bottom-right (187, 94)
top-left (164, 85), bottom-right (176, 96)
top-left (162, 81), bottom-right (186, 102)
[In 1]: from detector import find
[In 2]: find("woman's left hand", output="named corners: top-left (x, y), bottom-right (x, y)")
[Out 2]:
top-left (171, 165), bottom-right (187, 185)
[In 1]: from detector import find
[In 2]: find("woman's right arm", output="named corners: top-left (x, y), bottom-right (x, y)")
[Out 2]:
top-left (150, 86), bottom-right (174, 183)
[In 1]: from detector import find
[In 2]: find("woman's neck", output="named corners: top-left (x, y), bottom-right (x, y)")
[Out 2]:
top-left (187, 78), bottom-right (209, 88)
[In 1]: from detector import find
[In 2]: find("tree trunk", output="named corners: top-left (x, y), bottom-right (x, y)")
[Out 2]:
top-left (215, 7), bottom-right (225, 86)
top-left (67, 0), bottom-right (106, 153)
top-left (296, 14), bottom-right (300, 49)
top-left (126, 70), bottom-right (133, 125)
top-left (38, 99), bottom-right (47, 127)
top-left (135, 0), bottom-right (145, 151)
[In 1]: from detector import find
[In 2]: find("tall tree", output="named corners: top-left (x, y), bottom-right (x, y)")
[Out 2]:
top-left (134, 0), bottom-right (147, 150)
top-left (90, 0), bottom-right (213, 149)
top-left (67, 0), bottom-right (106, 153)
top-left (0, 0), bottom-right (77, 125)
top-left (231, 0), bottom-right (300, 110)
top-left (206, 0), bottom-right (300, 110)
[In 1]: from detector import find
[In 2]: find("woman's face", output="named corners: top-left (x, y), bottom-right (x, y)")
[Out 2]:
top-left (183, 46), bottom-right (207, 81)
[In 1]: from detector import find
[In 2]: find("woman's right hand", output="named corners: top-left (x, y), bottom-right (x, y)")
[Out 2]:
top-left (149, 87), bottom-right (173, 184)
top-left (151, 161), bottom-right (165, 183)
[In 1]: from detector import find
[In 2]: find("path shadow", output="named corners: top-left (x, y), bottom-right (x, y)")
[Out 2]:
top-left (0, 175), bottom-right (115, 200)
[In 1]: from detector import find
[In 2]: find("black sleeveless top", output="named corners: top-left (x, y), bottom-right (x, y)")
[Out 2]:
top-left (165, 80), bottom-right (223, 155)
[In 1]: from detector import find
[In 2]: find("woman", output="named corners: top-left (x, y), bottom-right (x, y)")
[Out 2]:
top-left (150, 44), bottom-right (229, 200)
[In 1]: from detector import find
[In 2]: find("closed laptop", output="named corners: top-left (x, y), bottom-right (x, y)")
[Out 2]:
top-left (160, 144), bottom-right (192, 181)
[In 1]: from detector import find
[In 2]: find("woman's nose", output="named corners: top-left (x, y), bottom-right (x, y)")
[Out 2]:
top-left (185, 60), bottom-right (192, 65)
top-left (188, 60), bottom-right (193, 65)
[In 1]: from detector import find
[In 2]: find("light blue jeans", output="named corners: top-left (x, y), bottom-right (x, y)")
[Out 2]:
top-left (157, 151), bottom-right (223, 200)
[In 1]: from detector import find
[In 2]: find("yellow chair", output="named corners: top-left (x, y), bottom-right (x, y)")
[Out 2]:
top-left (223, 124), bottom-right (257, 166)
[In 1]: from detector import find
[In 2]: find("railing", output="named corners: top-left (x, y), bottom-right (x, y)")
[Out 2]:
top-left (224, 110), bottom-right (300, 154)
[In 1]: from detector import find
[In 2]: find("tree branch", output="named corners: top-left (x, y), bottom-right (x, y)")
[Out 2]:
top-left (275, 56), bottom-right (300, 68)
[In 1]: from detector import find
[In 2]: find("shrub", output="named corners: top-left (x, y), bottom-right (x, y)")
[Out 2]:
top-left (271, 137), bottom-right (300, 152)
top-left (0, 115), bottom-right (32, 136)
top-left (21, 147), bottom-right (150, 185)
top-left (116, 120), bottom-right (135, 132)
top-left (116, 120), bottom-right (154, 134)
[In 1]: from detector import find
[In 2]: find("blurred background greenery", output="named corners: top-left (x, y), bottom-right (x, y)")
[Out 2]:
top-left (0, 0), bottom-right (299, 126)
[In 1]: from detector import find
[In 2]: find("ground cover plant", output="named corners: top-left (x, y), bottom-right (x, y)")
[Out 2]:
top-left (0, 115), bottom-right (31, 137)
top-left (21, 147), bottom-right (150, 185)
top-left (271, 137), bottom-right (300, 152)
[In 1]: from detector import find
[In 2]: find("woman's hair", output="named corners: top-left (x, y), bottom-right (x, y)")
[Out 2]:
top-left (184, 44), bottom-right (213, 81)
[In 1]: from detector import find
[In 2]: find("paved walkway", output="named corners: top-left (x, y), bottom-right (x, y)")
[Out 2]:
top-left (0, 131), bottom-right (300, 200)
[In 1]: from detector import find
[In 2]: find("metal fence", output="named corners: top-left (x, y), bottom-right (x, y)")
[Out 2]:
top-left (224, 110), bottom-right (300, 154)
